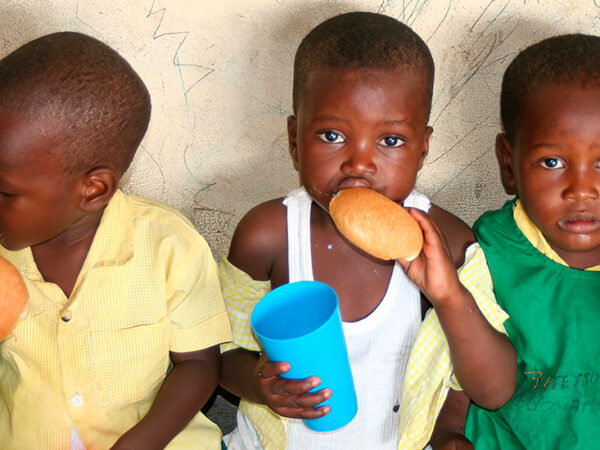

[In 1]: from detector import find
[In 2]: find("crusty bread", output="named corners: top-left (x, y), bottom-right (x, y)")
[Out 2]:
top-left (329, 187), bottom-right (423, 261)
top-left (0, 254), bottom-right (28, 340)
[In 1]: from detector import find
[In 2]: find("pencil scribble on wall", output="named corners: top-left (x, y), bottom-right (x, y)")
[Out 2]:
top-left (1, 0), bottom-right (597, 257)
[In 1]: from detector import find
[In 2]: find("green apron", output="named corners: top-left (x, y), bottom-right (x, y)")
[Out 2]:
top-left (465, 200), bottom-right (600, 449)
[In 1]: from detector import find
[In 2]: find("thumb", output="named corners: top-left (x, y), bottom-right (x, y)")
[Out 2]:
top-left (396, 255), bottom-right (412, 272)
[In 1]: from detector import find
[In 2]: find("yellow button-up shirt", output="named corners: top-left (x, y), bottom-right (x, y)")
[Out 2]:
top-left (0, 190), bottom-right (232, 449)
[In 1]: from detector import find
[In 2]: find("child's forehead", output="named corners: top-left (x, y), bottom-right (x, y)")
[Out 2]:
top-left (511, 81), bottom-right (600, 155)
top-left (307, 65), bottom-right (424, 83)
top-left (300, 66), bottom-right (429, 103)
top-left (529, 78), bottom-right (600, 96)
top-left (521, 81), bottom-right (600, 121)
top-left (298, 66), bottom-right (430, 114)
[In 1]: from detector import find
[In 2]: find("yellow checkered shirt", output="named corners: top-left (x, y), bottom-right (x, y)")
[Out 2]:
top-left (0, 190), bottom-right (232, 449)
top-left (399, 200), bottom-right (600, 449)
top-left (219, 258), bottom-right (288, 450)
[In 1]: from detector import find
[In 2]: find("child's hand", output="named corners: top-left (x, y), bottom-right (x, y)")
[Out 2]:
top-left (397, 208), bottom-right (465, 307)
top-left (254, 353), bottom-right (332, 419)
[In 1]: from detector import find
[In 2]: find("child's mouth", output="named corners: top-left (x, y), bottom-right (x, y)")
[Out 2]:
top-left (559, 214), bottom-right (600, 233)
top-left (337, 177), bottom-right (372, 190)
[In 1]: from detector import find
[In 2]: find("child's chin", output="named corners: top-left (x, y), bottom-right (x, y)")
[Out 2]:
top-left (0, 238), bottom-right (27, 252)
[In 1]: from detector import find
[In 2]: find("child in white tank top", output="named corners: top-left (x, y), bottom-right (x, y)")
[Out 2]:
top-left (219, 11), bottom-right (487, 450)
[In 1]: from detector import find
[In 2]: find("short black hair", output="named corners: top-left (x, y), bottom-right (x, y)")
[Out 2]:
top-left (292, 11), bottom-right (434, 117)
top-left (501, 33), bottom-right (600, 143)
top-left (0, 31), bottom-right (151, 176)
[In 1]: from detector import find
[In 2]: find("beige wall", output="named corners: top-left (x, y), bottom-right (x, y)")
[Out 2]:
top-left (2, 0), bottom-right (598, 258)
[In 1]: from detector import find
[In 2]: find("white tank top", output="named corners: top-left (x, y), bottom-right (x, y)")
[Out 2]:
top-left (282, 187), bottom-right (428, 449)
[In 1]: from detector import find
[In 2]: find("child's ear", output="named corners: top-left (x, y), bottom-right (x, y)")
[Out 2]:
top-left (79, 167), bottom-right (118, 212)
top-left (418, 126), bottom-right (433, 170)
top-left (495, 133), bottom-right (517, 195)
top-left (287, 115), bottom-right (300, 171)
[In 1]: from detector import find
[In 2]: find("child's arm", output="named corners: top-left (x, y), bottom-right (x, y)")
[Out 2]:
top-left (111, 347), bottom-right (220, 450)
top-left (429, 389), bottom-right (473, 450)
top-left (428, 205), bottom-right (474, 269)
top-left (399, 208), bottom-right (517, 410)
top-left (219, 200), bottom-right (330, 418)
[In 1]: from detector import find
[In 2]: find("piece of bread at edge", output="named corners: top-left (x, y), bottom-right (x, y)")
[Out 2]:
top-left (329, 187), bottom-right (423, 261)
top-left (0, 254), bottom-right (28, 340)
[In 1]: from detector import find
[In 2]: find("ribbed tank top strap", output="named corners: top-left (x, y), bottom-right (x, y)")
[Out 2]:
top-left (403, 189), bottom-right (431, 212)
top-left (282, 187), bottom-right (314, 282)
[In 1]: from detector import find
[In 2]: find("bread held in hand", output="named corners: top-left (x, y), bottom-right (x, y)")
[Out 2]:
top-left (329, 187), bottom-right (423, 261)
top-left (0, 255), bottom-right (28, 340)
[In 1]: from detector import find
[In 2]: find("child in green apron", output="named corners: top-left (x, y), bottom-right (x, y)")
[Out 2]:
top-left (401, 33), bottom-right (600, 449)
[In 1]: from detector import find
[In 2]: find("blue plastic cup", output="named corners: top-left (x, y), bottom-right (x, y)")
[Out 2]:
top-left (251, 280), bottom-right (358, 432)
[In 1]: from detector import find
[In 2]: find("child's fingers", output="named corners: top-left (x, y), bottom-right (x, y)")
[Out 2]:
top-left (276, 376), bottom-right (326, 396)
top-left (256, 357), bottom-right (322, 395)
top-left (408, 208), bottom-right (453, 261)
top-left (255, 356), bottom-right (334, 419)
top-left (396, 209), bottom-right (442, 271)
top-left (408, 208), bottom-right (444, 245)
top-left (257, 374), bottom-right (332, 418)
top-left (396, 254), bottom-right (412, 272)
top-left (279, 384), bottom-right (331, 407)
top-left (257, 359), bottom-right (290, 379)
top-left (278, 403), bottom-right (331, 420)
top-left (270, 386), bottom-right (332, 419)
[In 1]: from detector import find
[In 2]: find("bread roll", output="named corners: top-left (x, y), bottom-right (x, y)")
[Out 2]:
top-left (0, 254), bottom-right (28, 340)
top-left (329, 187), bottom-right (423, 261)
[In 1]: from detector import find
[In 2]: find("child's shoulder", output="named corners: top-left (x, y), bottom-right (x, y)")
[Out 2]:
top-left (116, 191), bottom-right (207, 248)
top-left (228, 198), bottom-right (288, 281)
top-left (123, 192), bottom-right (194, 227)
top-left (428, 203), bottom-right (475, 268)
top-left (232, 198), bottom-right (287, 243)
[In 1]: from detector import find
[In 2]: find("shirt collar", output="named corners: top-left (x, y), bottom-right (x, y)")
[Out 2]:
top-left (81, 188), bottom-right (134, 270)
top-left (3, 190), bottom-right (134, 279)
top-left (513, 199), bottom-right (600, 271)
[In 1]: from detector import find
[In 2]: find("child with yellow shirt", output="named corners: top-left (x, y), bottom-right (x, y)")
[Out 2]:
top-left (401, 33), bottom-right (600, 449)
top-left (0, 32), bottom-right (231, 449)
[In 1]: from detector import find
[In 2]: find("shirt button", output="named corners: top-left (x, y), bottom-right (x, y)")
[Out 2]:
top-left (71, 394), bottom-right (83, 407)
top-left (61, 311), bottom-right (72, 322)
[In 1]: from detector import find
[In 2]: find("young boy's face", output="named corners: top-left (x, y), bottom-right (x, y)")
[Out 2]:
top-left (288, 67), bottom-right (432, 210)
top-left (0, 113), bottom-right (85, 251)
top-left (498, 82), bottom-right (600, 269)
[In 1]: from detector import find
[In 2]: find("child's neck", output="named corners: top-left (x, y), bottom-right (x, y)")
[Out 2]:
top-left (31, 211), bottom-right (103, 297)
top-left (561, 252), bottom-right (600, 271)
top-left (309, 203), bottom-right (395, 322)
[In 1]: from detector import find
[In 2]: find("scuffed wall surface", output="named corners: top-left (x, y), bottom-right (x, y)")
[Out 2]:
top-left (1, 0), bottom-right (599, 258)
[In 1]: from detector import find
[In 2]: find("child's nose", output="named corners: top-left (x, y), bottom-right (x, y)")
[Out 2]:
top-left (564, 167), bottom-right (599, 201)
top-left (340, 143), bottom-right (376, 176)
